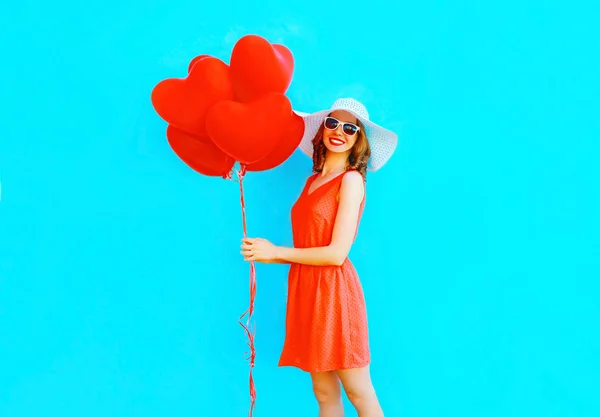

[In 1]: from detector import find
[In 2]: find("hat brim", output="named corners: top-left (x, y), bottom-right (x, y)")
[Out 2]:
top-left (293, 109), bottom-right (398, 172)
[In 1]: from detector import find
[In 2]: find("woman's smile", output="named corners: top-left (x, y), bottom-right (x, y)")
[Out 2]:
top-left (328, 136), bottom-right (346, 146)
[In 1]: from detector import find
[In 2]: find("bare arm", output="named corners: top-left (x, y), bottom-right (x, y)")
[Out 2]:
top-left (274, 171), bottom-right (365, 266)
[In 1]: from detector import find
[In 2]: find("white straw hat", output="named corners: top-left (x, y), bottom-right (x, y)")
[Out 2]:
top-left (295, 98), bottom-right (398, 171)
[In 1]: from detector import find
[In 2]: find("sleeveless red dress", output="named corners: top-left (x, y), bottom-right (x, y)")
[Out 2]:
top-left (278, 171), bottom-right (370, 372)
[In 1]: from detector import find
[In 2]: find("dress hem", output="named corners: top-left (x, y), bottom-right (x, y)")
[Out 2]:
top-left (277, 360), bottom-right (371, 373)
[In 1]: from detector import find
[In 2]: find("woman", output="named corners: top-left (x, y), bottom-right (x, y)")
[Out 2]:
top-left (241, 98), bottom-right (397, 417)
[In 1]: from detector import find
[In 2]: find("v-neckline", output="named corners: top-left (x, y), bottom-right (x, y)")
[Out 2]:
top-left (306, 172), bottom-right (346, 197)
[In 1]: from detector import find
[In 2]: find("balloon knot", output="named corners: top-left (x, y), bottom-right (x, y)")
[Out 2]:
top-left (236, 163), bottom-right (247, 180)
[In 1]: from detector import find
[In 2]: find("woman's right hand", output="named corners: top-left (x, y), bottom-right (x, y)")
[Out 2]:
top-left (240, 237), bottom-right (281, 264)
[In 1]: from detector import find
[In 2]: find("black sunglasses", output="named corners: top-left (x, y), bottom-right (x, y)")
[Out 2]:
top-left (324, 117), bottom-right (360, 136)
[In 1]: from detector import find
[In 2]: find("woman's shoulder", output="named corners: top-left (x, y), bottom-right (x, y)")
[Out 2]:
top-left (339, 169), bottom-right (366, 200)
top-left (342, 169), bottom-right (364, 179)
top-left (341, 169), bottom-right (366, 186)
top-left (299, 171), bottom-right (318, 191)
top-left (304, 171), bottom-right (319, 183)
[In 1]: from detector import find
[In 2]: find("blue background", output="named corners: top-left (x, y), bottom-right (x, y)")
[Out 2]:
top-left (1, 1), bottom-right (599, 416)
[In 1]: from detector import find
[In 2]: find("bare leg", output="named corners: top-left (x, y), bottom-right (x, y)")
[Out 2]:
top-left (310, 371), bottom-right (345, 417)
top-left (336, 365), bottom-right (384, 417)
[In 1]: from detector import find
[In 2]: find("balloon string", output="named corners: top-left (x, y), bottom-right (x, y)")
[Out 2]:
top-left (236, 164), bottom-right (257, 417)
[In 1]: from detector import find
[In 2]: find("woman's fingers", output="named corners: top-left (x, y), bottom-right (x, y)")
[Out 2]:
top-left (241, 238), bottom-right (263, 263)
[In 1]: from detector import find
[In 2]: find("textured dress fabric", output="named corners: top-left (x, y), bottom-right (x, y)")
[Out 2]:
top-left (278, 171), bottom-right (370, 372)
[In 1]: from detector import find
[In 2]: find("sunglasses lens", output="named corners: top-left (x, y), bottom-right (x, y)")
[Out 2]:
top-left (324, 117), bottom-right (359, 136)
top-left (324, 117), bottom-right (339, 130)
top-left (343, 124), bottom-right (358, 135)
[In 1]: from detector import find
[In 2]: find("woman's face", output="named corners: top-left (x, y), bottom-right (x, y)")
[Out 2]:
top-left (322, 110), bottom-right (360, 154)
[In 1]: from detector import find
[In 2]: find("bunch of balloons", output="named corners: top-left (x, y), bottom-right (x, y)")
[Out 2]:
top-left (151, 34), bottom-right (303, 417)
top-left (151, 34), bottom-right (304, 177)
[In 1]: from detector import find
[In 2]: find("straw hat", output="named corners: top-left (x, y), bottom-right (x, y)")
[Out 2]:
top-left (295, 98), bottom-right (398, 171)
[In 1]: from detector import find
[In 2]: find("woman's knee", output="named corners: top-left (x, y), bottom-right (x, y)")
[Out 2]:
top-left (344, 384), bottom-right (377, 408)
top-left (336, 366), bottom-right (378, 408)
top-left (311, 372), bottom-right (342, 405)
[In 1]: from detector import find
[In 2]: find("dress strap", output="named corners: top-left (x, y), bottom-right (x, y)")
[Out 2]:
top-left (300, 173), bottom-right (318, 194)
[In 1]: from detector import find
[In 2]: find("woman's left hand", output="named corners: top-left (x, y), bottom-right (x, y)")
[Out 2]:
top-left (240, 237), bottom-right (280, 263)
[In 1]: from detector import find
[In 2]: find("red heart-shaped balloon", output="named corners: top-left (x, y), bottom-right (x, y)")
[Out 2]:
top-left (246, 112), bottom-right (305, 172)
top-left (151, 56), bottom-right (234, 137)
top-left (230, 35), bottom-right (294, 102)
top-left (188, 54), bottom-right (210, 73)
top-left (167, 125), bottom-right (235, 177)
top-left (205, 93), bottom-right (293, 164)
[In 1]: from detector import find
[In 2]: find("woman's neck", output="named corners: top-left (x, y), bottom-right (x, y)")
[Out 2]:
top-left (321, 152), bottom-right (349, 175)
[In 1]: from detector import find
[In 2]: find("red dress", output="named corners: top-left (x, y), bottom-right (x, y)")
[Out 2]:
top-left (278, 171), bottom-right (370, 372)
